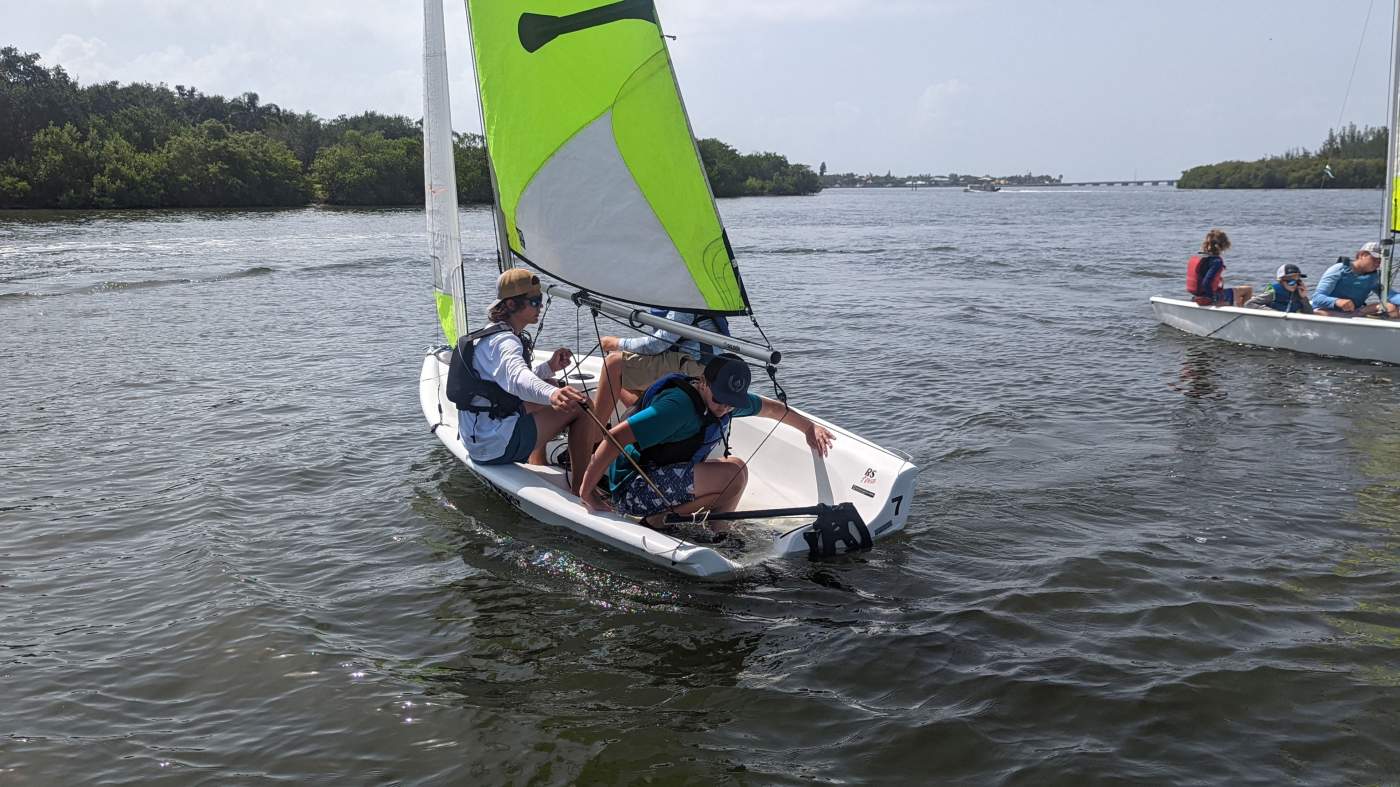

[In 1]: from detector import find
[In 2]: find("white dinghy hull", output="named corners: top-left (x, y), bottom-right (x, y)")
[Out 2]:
top-left (1151, 296), bottom-right (1400, 364)
top-left (419, 351), bottom-right (918, 580)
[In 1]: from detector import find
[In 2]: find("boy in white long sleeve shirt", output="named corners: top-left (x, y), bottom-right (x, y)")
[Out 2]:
top-left (451, 269), bottom-right (590, 474)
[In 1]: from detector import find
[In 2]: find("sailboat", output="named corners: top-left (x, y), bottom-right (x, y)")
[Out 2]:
top-left (415, 0), bottom-right (918, 579)
top-left (1150, 2), bottom-right (1400, 364)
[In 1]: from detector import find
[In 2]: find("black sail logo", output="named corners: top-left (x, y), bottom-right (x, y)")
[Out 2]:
top-left (519, 0), bottom-right (658, 53)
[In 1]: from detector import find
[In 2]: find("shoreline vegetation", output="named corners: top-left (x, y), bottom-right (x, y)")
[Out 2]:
top-left (820, 170), bottom-right (1062, 189)
top-left (1177, 124), bottom-right (1385, 189)
top-left (0, 46), bottom-right (820, 210)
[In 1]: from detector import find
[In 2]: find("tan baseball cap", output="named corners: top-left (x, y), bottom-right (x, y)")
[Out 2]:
top-left (492, 268), bottom-right (541, 308)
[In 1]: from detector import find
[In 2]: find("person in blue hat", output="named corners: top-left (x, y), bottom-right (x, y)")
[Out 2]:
top-left (576, 354), bottom-right (834, 527)
top-left (1244, 263), bottom-right (1313, 313)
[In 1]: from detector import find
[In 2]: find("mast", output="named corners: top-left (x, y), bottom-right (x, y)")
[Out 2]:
top-left (462, 0), bottom-right (513, 274)
top-left (1384, 0), bottom-right (1400, 294)
top-left (423, 0), bottom-right (468, 341)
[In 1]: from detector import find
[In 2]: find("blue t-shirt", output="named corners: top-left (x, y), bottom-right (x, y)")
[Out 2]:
top-left (607, 387), bottom-right (762, 492)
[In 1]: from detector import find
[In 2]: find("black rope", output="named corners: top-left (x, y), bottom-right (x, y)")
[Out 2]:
top-left (536, 292), bottom-right (553, 343)
top-left (765, 364), bottom-right (787, 403)
top-left (590, 309), bottom-right (621, 418)
top-left (1204, 311), bottom-right (1247, 338)
top-left (748, 311), bottom-right (776, 351)
top-left (704, 400), bottom-right (789, 515)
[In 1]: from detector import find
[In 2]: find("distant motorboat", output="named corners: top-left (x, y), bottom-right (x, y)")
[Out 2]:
top-left (964, 182), bottom-right (1000, 193)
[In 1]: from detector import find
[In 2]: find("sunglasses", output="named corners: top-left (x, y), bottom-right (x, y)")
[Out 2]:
top-left (524, 295), bottom-right (543, 307)
top-left (1281, 278), bottom-right (1302, 285)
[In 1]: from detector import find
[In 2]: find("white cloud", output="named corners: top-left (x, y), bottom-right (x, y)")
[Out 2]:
top-left (915, 79), bottom-right (970, 127)
top-left (46, 34), bottom-right (112, 81)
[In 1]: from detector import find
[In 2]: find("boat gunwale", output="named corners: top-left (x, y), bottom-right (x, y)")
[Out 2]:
top-left (1149, 296), bottom-right (1400, 332)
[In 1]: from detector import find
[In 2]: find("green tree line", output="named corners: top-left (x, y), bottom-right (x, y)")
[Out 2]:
top-left (1177, 123), bottom-right (1387, 189)
top-left (0, 46), bottom-right (818, 209)
top-left (695, 138), bottom-right (821, 196)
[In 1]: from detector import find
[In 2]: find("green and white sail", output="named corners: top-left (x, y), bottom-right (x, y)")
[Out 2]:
top-left (465, 0), bottom-right (749, 313)
top-left (424, 0), bottom-right (467, 343)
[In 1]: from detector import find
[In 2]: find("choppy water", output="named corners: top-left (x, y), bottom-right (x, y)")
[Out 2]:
top-left (4, 188), bottom-right (1400, 784)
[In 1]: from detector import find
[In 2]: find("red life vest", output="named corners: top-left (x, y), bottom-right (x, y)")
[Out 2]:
top-left (1186, 255), bottom-right (1224, 299)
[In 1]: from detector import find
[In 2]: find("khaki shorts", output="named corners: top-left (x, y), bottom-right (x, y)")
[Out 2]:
top-left (618, 351), bottom-right (702, 390)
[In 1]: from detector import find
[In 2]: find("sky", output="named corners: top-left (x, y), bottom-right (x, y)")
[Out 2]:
top-left (7, 0), bottom-right (1397, 180)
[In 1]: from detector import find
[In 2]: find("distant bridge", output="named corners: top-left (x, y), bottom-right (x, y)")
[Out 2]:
top-left (1047, 179), bottom-right (1177, 187)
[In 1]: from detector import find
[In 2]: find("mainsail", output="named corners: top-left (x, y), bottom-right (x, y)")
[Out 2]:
top-left (424, 0), bottom-right (467, 343)
top-left (465, 0), bottom-right (750, 314)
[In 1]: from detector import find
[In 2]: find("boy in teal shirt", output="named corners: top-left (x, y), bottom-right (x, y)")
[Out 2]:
top-left (578, 355), bottom-right (833, 527)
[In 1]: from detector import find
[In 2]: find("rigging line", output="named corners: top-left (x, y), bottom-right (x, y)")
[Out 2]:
top-left (747, 311), bottom-right (775, 351)
top-left (558, 338), bottom-right (602, 398)
top-left (549, 301), bottom-right (600, 399)
top-left (535, 292), bottom-right (553, 345)
top-left (706, 403), bottom-right (790, 515)
top-left (591, 309), bottom-right (619, 404)
top-left (1336, 0), bottom-right (1377, 134)
top-left (1204, 311), bottom-right (1247, 339)
top-left (575, 298), bottom-right (584, 377)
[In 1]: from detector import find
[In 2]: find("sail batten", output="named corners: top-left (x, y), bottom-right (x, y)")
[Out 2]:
top-left (466, 0), bottom-right (750, 314)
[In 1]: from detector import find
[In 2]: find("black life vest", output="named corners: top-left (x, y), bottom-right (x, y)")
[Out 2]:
top-left (445, 323), bottom-right (534, 420)
top-left (634, 374), bottom-right (731, 468)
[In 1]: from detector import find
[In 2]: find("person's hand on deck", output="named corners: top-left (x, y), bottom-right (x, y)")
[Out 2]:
top-left (806, 424), bottom-right (834, 457)
top-left (548, 347), bottom-right (572, 372)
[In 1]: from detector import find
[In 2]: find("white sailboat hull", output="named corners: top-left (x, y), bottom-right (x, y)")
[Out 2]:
top-left (1151, 296), bottom-right (1400, 364)
top-left (419, 350), bottom-right (919, 580)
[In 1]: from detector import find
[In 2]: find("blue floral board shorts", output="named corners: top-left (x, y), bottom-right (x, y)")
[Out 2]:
top-left (615, 463), bottom-right (696, 518)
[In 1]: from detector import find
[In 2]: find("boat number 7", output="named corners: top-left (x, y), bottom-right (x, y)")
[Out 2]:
top-left (891, 496), bottom-right (903, 516)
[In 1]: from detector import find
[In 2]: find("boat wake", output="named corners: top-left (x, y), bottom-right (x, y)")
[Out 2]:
top-left (0, 266), bottom-right (276, 301)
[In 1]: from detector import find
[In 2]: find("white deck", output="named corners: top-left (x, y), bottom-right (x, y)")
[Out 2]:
top-left (419, 350), bottom-right (918, 580)
top-left (1151, 296), bottom-right (1400, 365)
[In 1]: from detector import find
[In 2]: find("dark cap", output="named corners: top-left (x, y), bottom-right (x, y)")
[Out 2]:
top-left (1275, 263), bottom-right (1307, 279)
top-left (703, 353), bottom-right (751, 407)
